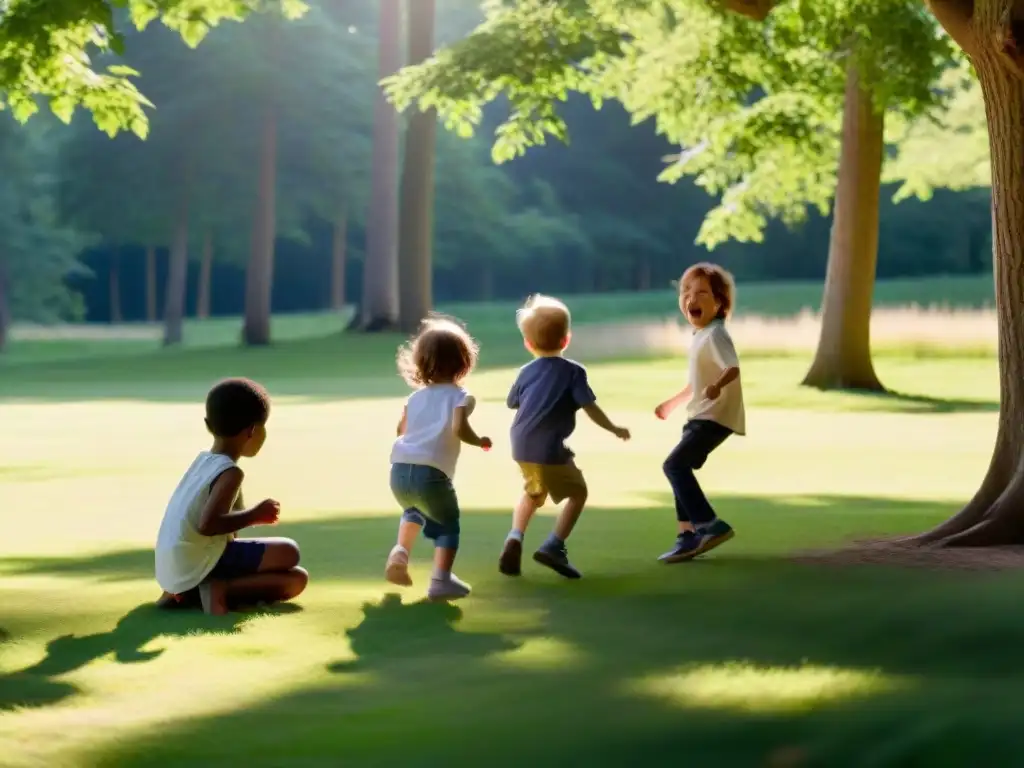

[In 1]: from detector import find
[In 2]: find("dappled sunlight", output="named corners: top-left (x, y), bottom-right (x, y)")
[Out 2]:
top-left (628, 662), bottom-right (907, 714)
top-left (487, 636), bottom-right (584, 672)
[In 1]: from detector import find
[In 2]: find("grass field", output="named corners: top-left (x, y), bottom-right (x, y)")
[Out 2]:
top-left (1, 284), bottom-right (1020, 767)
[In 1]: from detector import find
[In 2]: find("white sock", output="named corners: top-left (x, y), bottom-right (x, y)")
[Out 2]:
top-left (507, 528), bottom-right (524, 542)
top-left (390, 545), bottom-right (408, 557)
top-left (432, 567), bottom-right (451, 581)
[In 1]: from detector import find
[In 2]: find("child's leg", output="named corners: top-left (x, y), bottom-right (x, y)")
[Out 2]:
top-left (408, 465), bottom-right (469, 601)
top-left (201, 538), bottom-right (308, 614)
top-left (386, 509), bottom-right (424, 587)
top-left (533, 464), bottom-right (588, 579)
top-left (501, 465), bottom-right (547, 576)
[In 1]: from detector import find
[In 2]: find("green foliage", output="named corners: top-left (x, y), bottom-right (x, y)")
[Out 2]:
top-left (0, 116), bottom-right (93, 323)
top-left (0, 0), bottom-right (307, 137)
top-left (386, 0), bottom-right (958, 248)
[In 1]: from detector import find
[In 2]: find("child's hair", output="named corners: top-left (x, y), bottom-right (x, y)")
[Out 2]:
top-left (397, 314), bottom-right (479, 388)
top-left (679, 262), bottom-right (736, 319)
top-left (205, 378), bottom-right (271, 437)
top-left (516, 294), bottom-right (571, 352)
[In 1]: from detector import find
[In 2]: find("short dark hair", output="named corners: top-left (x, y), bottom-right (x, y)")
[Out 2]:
top-left (205, 378), bottom-right (271, 437)
top-left (397, 314), bottom-right (479, 388)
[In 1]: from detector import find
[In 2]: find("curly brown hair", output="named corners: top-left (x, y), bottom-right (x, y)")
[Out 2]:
top-left (516, 294), bottom-right (571, 353)
top-left (397, 314), bottom-right (479, 388)
top-left (679, 262), bottom-right (737, 319)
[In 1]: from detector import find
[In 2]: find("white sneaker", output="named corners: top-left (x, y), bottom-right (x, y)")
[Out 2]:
top-left (385, 547), bottom-right (413, 587)
top-left (427, 573), bottom-right (471, 601)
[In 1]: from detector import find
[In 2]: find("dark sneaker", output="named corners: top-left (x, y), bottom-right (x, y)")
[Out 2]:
top-left (658, 531), bottom-right (702, 564)
top-left (694, 519), bottom-right (735, 556)
top-left (533, 544), bottom-right (582, 579)
top-left (499, 537), bottom-right (523, 576)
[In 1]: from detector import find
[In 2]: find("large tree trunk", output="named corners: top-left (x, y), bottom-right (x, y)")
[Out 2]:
top-left (0, 257), bottom-right (9, 353)
top-left (397, 0), bottom-right (438, 333)
top-left (913, 0), bottom-right (1024, 547)
top-left (331, 207), bottom-right (347, 311)
top-left (145, 245), bottom-right (157, 322)
top-left (359, 0), bottom-right (402, 332)
top-left (801, 63), bottom-right (885, 392)
top-left (109, 250), bottom-right (122, 324)
top-left (197, 232), bottom-right (213, 320)
top-left (243, 101), bottom-right (277, 346)
top-left (163, 185), bottom-right (190, 346)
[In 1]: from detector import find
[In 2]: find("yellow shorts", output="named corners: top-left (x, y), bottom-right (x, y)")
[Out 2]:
top-left (517, 461), bottom-right (587, 506)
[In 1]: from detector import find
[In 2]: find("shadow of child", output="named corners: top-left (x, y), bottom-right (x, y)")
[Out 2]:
top-left (328, 593), bottom-right (521, 673)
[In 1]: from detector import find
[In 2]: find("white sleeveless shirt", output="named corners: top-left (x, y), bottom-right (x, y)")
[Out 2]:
top-left (155, 451), bottom-right (238, 594)
top-left (390, 384), bottom-right (469, 479)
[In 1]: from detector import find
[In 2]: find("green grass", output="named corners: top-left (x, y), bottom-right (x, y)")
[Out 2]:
top-left (0, 320), bottom-right (1016, 766)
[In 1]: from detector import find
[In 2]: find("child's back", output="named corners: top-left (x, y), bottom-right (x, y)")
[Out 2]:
top-left (391, 383), bottom-right (468, 478)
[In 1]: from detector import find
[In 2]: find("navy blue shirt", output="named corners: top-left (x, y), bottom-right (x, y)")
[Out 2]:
top-left (507, 356), bottom-right (596, 464)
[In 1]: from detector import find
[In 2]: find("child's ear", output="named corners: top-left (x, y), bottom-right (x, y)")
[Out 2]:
top-left (561, 331), bottom-right (572, 349)
top-left (524, 340), bottom-right (534, 353)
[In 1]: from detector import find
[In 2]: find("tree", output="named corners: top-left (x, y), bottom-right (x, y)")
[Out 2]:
top-left (397, 0), bottom-right (439, 333)
top-left (385, 0), bottom-right (955, 390)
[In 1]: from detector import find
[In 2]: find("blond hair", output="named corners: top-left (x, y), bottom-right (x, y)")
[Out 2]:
top-left (516, 294), bottom-right (571, 352)
top-left (396, 314), bottom-right (479, 388)
top-left (680, 262), bottom-right (737, 319)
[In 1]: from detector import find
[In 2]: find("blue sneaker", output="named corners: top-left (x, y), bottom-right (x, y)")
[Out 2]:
top-left (658, 531), bottom-right (701, 563)
top-left (533, 543), bottom-right (582, 579)
top-left (694, 519), bottom-right (735, 556)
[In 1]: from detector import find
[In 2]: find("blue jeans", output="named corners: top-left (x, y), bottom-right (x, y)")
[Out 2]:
top-left (390, 463), bottom-right (461, 550)
top-left (663, 419), bottom-right (732, 526)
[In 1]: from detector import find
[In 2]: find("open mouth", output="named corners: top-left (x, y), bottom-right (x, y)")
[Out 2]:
top-left (687, 306), bottom-right (703, 320)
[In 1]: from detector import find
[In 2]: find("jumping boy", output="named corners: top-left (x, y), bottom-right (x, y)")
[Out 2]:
top-left (155, 377), bottom-right (308, 615)
top-left (654, 262), bottom-right (745, 563)
top-left (499, 294), bottom-right (631, 579)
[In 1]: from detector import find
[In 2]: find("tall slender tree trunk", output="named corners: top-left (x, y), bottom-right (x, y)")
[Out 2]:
top-left (331, 207), bottom-right (348, 311)
top-left (243, 100), bottom-right (278, 346)
top-left (163, 184), bottom-right (190, 346)
top-left (397, 0), bottom-right (438, 333)
top-left (359, 0), bottom-right (402, 331)
top-left (912, 0), bottom-right (1024, 547)
top-left (0, 257), bottom-right (9, 353)
top-left (197, 232), bottom-right (213, 320)
top-left (801, 63), bottom-right (885, 392)
top-left (109, 250), bottom-right (122, 324)
top-left (145, 245), bottom-right (157, 322)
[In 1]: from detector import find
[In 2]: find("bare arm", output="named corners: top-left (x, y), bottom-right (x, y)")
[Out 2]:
top-left (655, 385), bottom-right (692, 419)
top-left (713, 366), bottom-right (740, 391)
top-left (583, 402), bottom-right (629, 439)
top-left (452, 396), bottom-right (489, 447)
top-left (197, 468), bottom-right (275, 536)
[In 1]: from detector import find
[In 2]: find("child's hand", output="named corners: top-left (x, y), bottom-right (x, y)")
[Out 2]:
top-left (480, 436), bottom-right (492, 452)
top-left (654, 402), bottom-right (672, 420)
top-left (703, 384), bottom-right (721, 401)
top-left (253, 499), bottom-right (281, 525)
top-left (613, 426), bottom-right (631, 441)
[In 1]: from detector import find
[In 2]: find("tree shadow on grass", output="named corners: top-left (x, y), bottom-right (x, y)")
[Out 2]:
top-left (0, 602), bottom-right (299, 712)
top-left (841, 388), bottom-right (997, 414)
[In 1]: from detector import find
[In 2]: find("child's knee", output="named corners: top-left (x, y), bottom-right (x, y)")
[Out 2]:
top-left (284, 566), bottom-right (309, 598)
top-left (263, 539), bottom-right (301, 571)
top-left (402, 508), bottom-right (426, 526)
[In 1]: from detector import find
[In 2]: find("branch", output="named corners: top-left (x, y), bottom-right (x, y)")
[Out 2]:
top-left (926, 0), bottom-right (977, 55)
top-left (997, 1), bottom-right (1024, 79)
top-left (718, 0), bottom-right (776, 21)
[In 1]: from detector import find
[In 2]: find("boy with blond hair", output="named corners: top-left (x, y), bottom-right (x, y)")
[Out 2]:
top-left (499, 294), bottom-right (631, 579)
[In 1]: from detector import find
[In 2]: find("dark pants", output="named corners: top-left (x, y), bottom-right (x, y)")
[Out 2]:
top-left (663, 419), bottom-right (732, 526)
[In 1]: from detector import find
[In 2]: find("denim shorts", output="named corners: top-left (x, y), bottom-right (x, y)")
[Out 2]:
top-left (390, 463), bottom-right (461, 549)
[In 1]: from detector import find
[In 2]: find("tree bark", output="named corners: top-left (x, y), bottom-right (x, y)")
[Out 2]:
top-left (912, 0), bottom-right (1024, 547)
top-left (145, 245), bottom-right (157, 322)
top-left (109, 250), bottom-right (122, 324)
top-left (163, 184), bottom-right (190, 346)
top-left (359, 0), bottom-right (402, 332)
top-left (331, 207), bottom-right (348, 311)
top-left (243, 100), bottom-right (278, 347)
top-left (0, 257), bottom-right (9, 353)
top-left (801, 63), bottom-right (885, 392)
top-left (397, 0), bottom-right (438, 333)
top-left (197, 232), bottom-right (213, 320)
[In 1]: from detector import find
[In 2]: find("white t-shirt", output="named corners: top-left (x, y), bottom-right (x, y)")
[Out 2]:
top-left (155, 451), bottom-right (238, 594)
top-left (390, 384), bottom-right (469, 479)
top-left (687, 320), bottom-right (746, 435)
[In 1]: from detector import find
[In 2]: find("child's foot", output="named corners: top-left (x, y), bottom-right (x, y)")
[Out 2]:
top-left (198, 580), bottom-right (229, 615)
top-left (695, 519), bottom-right (735, 555)
top-left (427, 573), bottom-right (471, 602)
top-left (658, 531), bottom-right (701, 563)
top-left (499, 537), bottom-right (523, 576)
top-left (385, 546), bottom-right (413, 587)
top-left (155, 591), bottom-right (179, 609)
top-left (659, 521), bottom-right (735, 563)
top-left (533, 542), bottom-right (582, 579)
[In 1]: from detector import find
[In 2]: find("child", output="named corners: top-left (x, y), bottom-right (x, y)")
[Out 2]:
top-left (499, 294), bottom-right (630, 580)
top-left (155, 378), bottom-right (308, 615)
top-left (654, 262), bottom-right (745, 563)
top-left (384, 315), bottom-right (491, 602)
